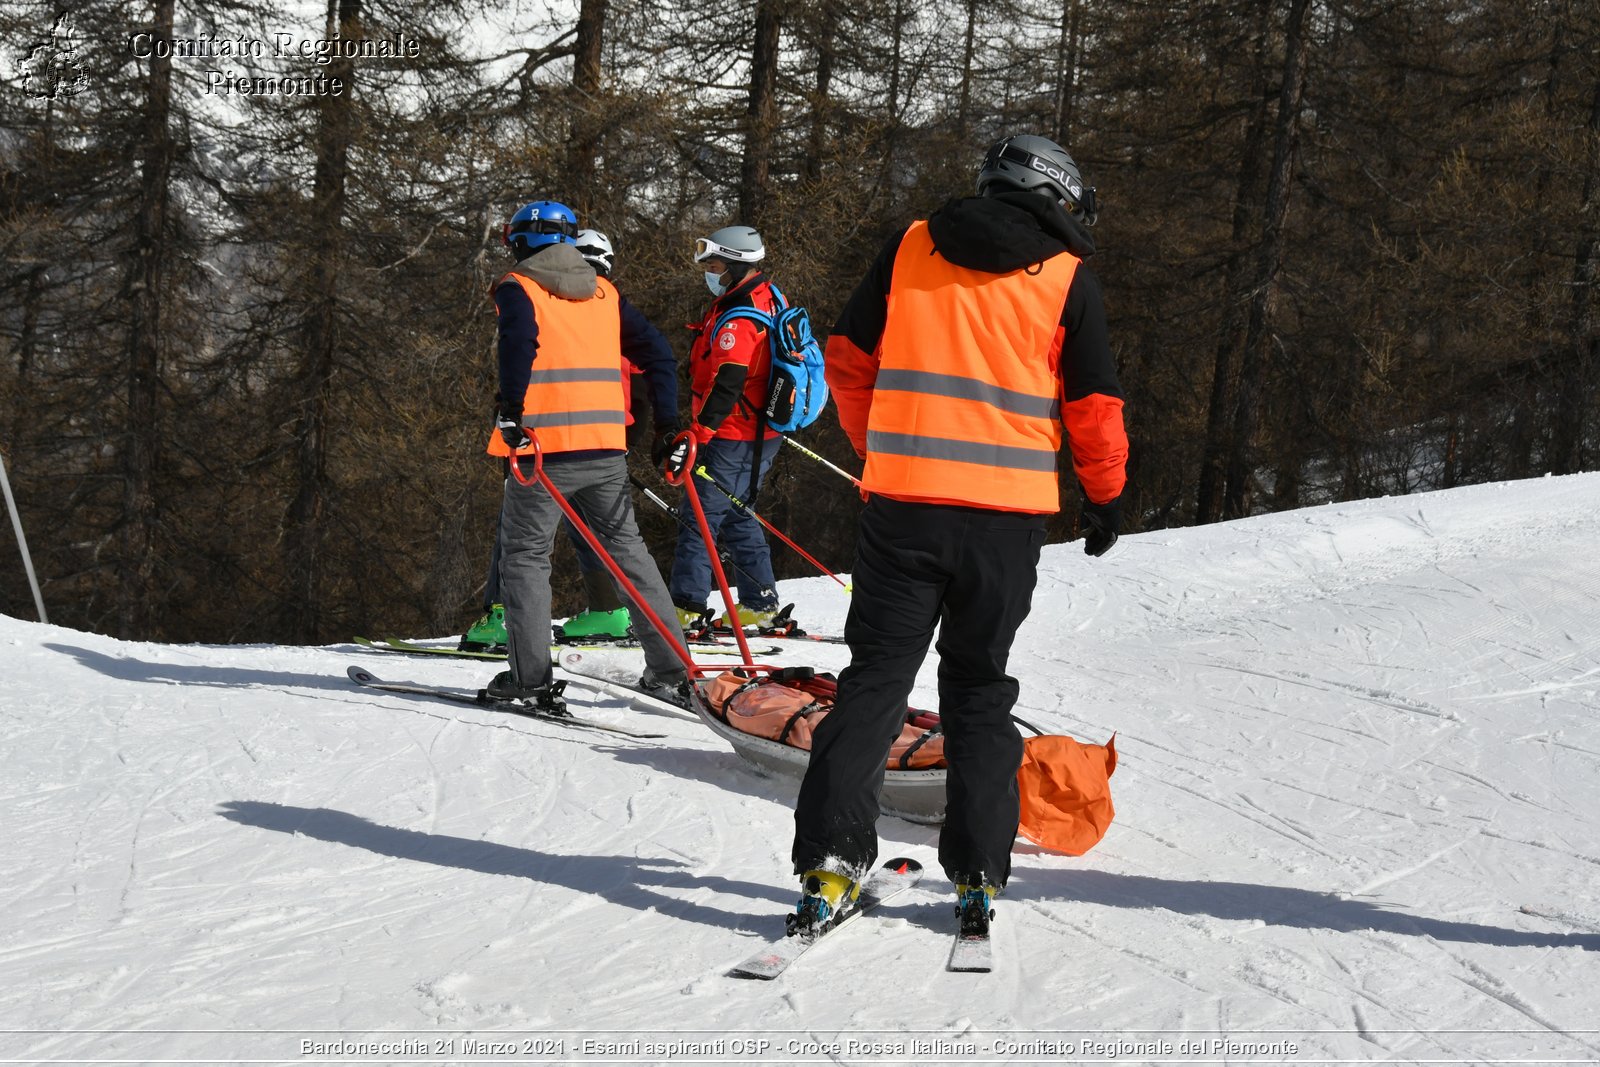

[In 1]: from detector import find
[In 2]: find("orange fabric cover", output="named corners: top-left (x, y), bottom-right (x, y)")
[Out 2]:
top-left (703, 671), bottom-right (945, 770)
top-left (1016, 733), bottom-right (1117, 855)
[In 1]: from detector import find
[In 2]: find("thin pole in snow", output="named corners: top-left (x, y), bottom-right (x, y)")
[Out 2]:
top-left (0, 446), bottom-right (48, 624)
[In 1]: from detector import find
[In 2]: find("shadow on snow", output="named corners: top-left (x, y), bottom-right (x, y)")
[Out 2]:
top-left (1008, 868), bottom-right (1600, 951)
top-left (217, 800), bottom-right (791, 935)
top-left (45, 642), bottom-right (357, 694)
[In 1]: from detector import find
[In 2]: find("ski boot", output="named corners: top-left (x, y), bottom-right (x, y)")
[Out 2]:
top-left (715, 603), bottom-right (778, 630)
top-left (484, 672), bottom-right (569, 715)
top-left (755, 603), bottom-right (803, 637)
top-left (636, 668), bottom-right (693, 709)
top-left (954, 882), bottom-right (996, 938)
top-left (786, 870), bottom-right (860, 939)
top-left (676, 604), bottom-right (713, 638)
top-left (459, 604), bottom-right (507, 653)
top-left (555, 607), bottom-right (631, 642)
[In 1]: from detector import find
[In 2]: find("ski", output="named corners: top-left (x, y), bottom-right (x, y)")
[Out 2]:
top-left (689, 603), bottom-right (850, 646)
top-left (948, 929), bottom-right (993, 972)
top-left (727, 858), bottom-right (924, 980)
top-left (948, 893), bottom-right (994, 972)
top-left (554, 651), bottom-right (700, 717)
top-left (762, 630), bottom-right (849, 646)
top-left (355, 636), bottom-right (503, 660)
top-left (562, 640), bottom-right (774, 656)
top-left (345, 665), bottom-right (666, 739)
top-left (554, 632), bottom-right (775, 654)
top-left (353, 636), bottom-right (776, 661)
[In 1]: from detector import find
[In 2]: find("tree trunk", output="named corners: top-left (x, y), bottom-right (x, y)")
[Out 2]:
top-left (1053, 0), bottom-right (1082, 143)
top-left (804, 2), bottom-right (839, 185)
top-left (287, 0), bottom-right (359, 643)
top-left (888, 0), bottom-right (905, 121)
top-left (13, 267), bottom-right (43, 439)
top-left (956, 0), bottom-right (978, 140)
top-left (739, 0), bottom-right (780, 224)
top-left (567, 0), bottom-right (607, 209)
top-left (120, 0), bottom-right (175, 639)
top-left (1551, 77), bottom-right (1600, 474)
top-left (13, 107), bottom-right (54, 439)
top-left (1222, 0), bottom-right (1311, 520)
top-left (1195, 0), bottom-right (1275, 523)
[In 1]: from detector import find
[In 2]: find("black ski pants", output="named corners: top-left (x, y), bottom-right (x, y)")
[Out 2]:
top-left (792, 496), bottom-right (1045, 888)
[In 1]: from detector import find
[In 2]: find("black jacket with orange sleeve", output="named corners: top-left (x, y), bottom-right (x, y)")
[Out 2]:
top-left (826, 192), bottom-right (1128, 509)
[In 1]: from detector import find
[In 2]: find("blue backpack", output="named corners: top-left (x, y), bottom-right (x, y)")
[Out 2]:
top-left (712, 283), bottom-right (828, 433)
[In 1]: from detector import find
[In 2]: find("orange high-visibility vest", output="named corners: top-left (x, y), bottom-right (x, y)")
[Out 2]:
top-left (486, 272), bottom-right (627, 457)
top-left (864, 221), bottom-right (1077, 513)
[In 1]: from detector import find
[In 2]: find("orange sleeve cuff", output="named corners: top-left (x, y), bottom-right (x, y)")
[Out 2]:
top-left (1062, 393), bottom-right (1129, 505)
top-left (823, 333), bottom-right (878, 456)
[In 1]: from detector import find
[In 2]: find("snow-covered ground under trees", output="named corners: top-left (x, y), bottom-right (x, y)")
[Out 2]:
top-left (2, 474), bottom-right (1598, 1066)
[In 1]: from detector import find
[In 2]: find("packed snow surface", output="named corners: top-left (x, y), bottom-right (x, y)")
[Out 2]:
top-left (2, 475), bottom-right (1598, 1065)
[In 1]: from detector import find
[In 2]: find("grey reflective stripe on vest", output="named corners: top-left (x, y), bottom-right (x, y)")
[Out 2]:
top-left (867, 431), bottom-right (1058, 473)
top-left (527, 367), bottom-right (623, 385)
top-left (521, 410), bottom-right (628, 428)
top-left (875, 368), bottom-right (1061, 420)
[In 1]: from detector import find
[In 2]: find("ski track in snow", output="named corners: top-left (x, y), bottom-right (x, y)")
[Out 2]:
top-left (1, 474), bottom-right (1599, 1062)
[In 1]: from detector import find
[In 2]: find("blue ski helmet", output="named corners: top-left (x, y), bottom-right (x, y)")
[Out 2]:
top-left (503, 200), bottom-right (578, 258)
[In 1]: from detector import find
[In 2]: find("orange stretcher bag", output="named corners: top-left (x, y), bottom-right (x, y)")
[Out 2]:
top-left (703, 669), bottom-right (946, 770)
top-left (1015, 733), bottom-right (1117, 855)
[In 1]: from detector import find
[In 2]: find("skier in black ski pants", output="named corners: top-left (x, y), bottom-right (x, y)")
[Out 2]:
top-left (788, 134), bottom-right (1130, 933)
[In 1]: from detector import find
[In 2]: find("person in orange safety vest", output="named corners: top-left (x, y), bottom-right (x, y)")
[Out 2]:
top-left (483, 200), bottom-right (688, 711)
top-left (786, 135), bottom-right (1130, 940)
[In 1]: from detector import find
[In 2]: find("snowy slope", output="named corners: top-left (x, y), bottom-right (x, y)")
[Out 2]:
top-left (2, 475), bottom-right (1598, 1065)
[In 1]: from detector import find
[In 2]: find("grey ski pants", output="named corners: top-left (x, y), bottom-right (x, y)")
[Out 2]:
top-left (498, 453), bottom-right (684, 687)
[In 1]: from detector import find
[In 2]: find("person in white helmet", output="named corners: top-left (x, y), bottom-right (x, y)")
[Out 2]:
top-left (551, 228), bottom-right (681, 642)
top-left (656, 225), bottom-right (782, 632)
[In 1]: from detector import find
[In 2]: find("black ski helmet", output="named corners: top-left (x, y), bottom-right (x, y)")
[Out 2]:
top-left (977, 134), bottom-right (1098, 226)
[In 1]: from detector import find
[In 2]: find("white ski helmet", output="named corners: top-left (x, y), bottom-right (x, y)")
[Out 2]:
top-left (693, 225), bottom-right (765, 265)
top-left (575, 228), bottom-right (614, 277)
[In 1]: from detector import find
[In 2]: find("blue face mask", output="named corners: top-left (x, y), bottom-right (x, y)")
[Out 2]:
top-left (704, 270), bottom-right (729, 297)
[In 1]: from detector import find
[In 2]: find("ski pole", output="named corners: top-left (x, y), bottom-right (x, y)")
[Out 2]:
top-left (507, 441), bottom-right (696, 671)
top-left (627, 473), bottom-right (766, 594)
top-left (692, 464), bottom-right (850, 591)
top-left (629, 475), bottom-right (677, 522)
top-left (782, 435), bottom-right (862, 488)
top-left (0, 446), bottom-right (46, 624)
top-left (665, 436), bottom-right (754, 665)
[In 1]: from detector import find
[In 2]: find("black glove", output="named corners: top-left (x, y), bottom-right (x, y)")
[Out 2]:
top-left (495, 397), bottom-right (529, 451)
top-left (1081, 497), bottom-right (1121, 558)
top-left (650, 421), bottom-right (681, 469)
top-left (659, 436), bottom-right (690, 477)
top-left (496, 416), bottom-right (529, 451)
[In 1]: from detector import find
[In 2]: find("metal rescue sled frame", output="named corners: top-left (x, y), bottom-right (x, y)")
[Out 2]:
top-left (508, 433), bottom-right (947, 824)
